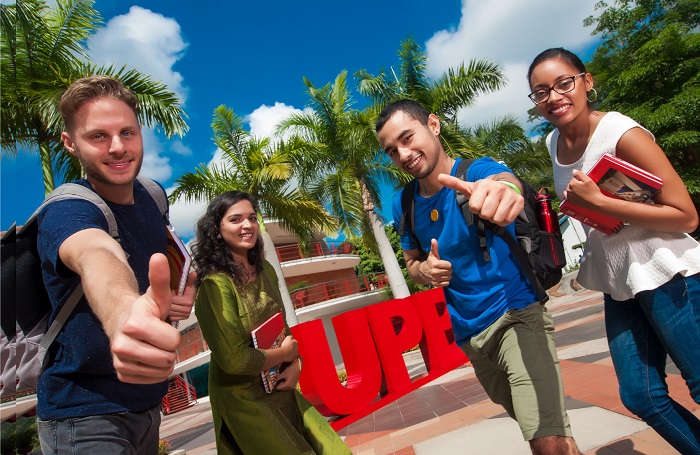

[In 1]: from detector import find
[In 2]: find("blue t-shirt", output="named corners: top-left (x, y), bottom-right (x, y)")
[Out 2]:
top-left (36, 179), bottom-right (169, 420)
top-left (392, 157), bottom-right (537, 345)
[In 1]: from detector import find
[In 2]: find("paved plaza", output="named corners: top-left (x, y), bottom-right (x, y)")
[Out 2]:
top-left (161, 289), bottom-right (696, 454)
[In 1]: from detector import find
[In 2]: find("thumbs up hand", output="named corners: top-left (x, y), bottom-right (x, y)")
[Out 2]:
top-left (108, 253), bottom-right (181, 384)
top-left (418, 239), bottom-right (452, 287)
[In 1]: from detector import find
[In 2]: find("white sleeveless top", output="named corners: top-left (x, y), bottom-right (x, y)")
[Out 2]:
top-left (548, 112), bottom-right (700, 300)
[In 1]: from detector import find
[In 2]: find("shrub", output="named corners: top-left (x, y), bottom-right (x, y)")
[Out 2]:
top-left (14, 417), bottom-right (39, 454)
top-left (158, 439), bottom-right (171, 455)
top-left (1, 421), bottom-right (16, 455)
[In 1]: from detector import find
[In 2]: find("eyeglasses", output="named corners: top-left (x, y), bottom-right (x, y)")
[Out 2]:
top-left (528, 73), bottom-right (586, 104)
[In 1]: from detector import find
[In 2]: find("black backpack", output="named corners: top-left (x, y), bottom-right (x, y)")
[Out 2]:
top-left (0, 176), bottom-right (168, 399)
top-left (398, 158), bottom-right (566, 303)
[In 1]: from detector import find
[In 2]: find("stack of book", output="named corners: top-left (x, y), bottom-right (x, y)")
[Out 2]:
top-left (559, 154), bottom-right (663, 235)
top-left (165, 224), bottom-right (192, 295)
top-left (251, 312), bottom-right (286, 393)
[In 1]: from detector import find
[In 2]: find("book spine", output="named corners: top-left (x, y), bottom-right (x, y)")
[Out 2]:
top-left (178, 273), bottom-right (188, 295)
top-left (560, 204), bottom-right (622, 235)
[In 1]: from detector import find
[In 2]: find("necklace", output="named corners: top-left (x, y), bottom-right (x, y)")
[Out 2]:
top-left (421, 158), bottom-right (454, 222)
top-left (420, 185), bottom-right (441, 222)
top-left (430, 208), bottom-right (439, 222)
top-left (423, 190), bottom-right (440, 222)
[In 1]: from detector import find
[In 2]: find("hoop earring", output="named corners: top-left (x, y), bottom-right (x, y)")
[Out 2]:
top-left (587, 88), bottom-right (598, 103)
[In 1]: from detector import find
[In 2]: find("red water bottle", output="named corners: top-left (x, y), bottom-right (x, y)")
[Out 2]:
top-left (535, 188), bottom-right (560, 235)
top-left (535, 187), bottom-right (565, 268)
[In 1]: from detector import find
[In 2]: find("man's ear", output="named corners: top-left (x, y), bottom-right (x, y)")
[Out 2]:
top-left (61, 132), bottom-right (77, 156)
top-left (428, 113), bottom-right (440, 136)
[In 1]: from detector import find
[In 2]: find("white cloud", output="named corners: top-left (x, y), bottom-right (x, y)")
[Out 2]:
top-left (166, 189), bottom-right (208, 240)
top-left (87, 6), bottom-right (188, 101)
top-left (207, 148), bottom-right (225, 167)
top-left (169, 139), bottom-right (192, 156)
top-left (425, 0), bottom-right (600, 130)
top-left (166, 145), bottom-right (222, 239)
top-left (164, 144), bottom-right (221, 239)
top-left (247, 102), bottom-right (313, 141)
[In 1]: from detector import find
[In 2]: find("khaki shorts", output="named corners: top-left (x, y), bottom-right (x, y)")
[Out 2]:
top-left (461, 302), bottom-right (573, 441)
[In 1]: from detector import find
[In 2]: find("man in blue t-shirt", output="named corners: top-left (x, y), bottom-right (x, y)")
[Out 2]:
top-left (377, 100), bottom-right (580, 455)
top-left (36, 76), bottom-right (196, 454)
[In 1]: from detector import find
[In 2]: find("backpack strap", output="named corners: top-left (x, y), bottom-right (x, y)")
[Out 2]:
top-left (38, 283), bottom-right (84, 354)
top-left (454, 159), bottom-right (492, 261)
top-left (398, 179), bottom-right (428, 260)
top-left (20, 184), bottom-right (120, 240)
top-left (136, 176), bottom-right (169, 222)
top-left (491, 225), bottom-right (549, 303)
top-left (455, 158), bottom-right (475, 179)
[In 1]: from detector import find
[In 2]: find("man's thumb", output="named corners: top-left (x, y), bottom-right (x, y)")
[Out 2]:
top-left (430, 238), bottom-right (440, 260)
top-left (147, 253), bottom-right (172, 320)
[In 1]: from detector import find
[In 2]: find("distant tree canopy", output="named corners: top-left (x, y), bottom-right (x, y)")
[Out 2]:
top-left (585, 0), bottom-right (700, 199)
top-left (351, 225), bottom-right (427, 295)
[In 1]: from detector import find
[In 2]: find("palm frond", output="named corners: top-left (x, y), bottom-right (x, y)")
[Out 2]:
top-left (355, 69), bottom-right (394, 106)
top-left (398, 36), bottom-right (430, 99)
top-left (433, 59), bottom-right (506, 119)
top-left (169, 163), bottom-right (244, 204)
top-left (47, 0), bottom-right (100, 65)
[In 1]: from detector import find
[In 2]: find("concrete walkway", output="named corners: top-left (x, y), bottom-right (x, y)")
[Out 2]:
top-left (161, 289), bottom-right (695, 454)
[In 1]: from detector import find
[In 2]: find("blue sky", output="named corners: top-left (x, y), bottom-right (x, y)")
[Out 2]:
top-left (2, 0), bottom-right (600, 238)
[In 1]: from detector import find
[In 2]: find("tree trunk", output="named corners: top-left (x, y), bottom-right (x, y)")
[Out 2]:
top-left (362, 184), bottom-right (410, 299)
top-left (39, 139), bottom-right (55, 195)
top-left (259, 223), bottom-right (299, 326)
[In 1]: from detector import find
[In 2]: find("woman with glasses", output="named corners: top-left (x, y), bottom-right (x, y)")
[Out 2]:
top-left (528, 47), bottom-right (700, 454)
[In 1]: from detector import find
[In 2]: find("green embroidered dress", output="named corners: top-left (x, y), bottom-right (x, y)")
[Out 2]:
top-left (195, 261), bottom-right (349, 455)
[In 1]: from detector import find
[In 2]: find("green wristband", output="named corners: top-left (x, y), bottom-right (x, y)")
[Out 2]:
top-left (497, 180), bottom-right (522, 196)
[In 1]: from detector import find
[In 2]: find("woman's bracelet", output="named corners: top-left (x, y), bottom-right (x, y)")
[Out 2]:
top-left (496, 180), bottom-right (522, 196)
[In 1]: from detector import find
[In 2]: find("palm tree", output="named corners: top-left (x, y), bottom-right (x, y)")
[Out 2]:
top-left (170, 105), bottom-right (338, 325)
top-left (356, 36), bottom-right (506, 158)
top-left (466, 116), bottom-right (554, 191)
top-left (278, 71), bottom-right (411, 299)
top-left (1, 0), bottom-right (188, 195)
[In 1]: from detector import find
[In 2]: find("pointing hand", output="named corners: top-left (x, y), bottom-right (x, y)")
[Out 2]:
top-left (439, 173), bottom-right (523, 226)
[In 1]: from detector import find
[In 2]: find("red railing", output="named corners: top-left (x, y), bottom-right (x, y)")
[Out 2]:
top-left (175, 335), bottom-right (209, 364)
top-left (162, 375), bottom-right (197, 415)
top-left (276, 241), bottom-right (355, 263)
top-left (291, 273), bottom-right (389, 309)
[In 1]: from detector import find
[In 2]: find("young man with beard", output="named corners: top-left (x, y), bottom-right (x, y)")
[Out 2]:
top-left (35, 76), bottom-right (196, 454)
top-left (376, 99), bottom-right (580, 455)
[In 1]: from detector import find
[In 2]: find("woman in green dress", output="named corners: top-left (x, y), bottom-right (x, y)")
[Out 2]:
top-left (192, 191), bottom-right (350, 455)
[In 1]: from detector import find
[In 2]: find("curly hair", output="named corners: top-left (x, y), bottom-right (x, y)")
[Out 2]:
top-left (191, 191), bottom-right (265, 288)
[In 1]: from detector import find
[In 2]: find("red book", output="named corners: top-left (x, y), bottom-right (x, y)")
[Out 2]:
top-left (251, 312), bottom-right (286, 393)
top-left (560, 154), bottom-right (663, 235)
top-left (165, 224), bottom-right (192, 295)
top-left (559, 201), bottom-right (625, 235)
